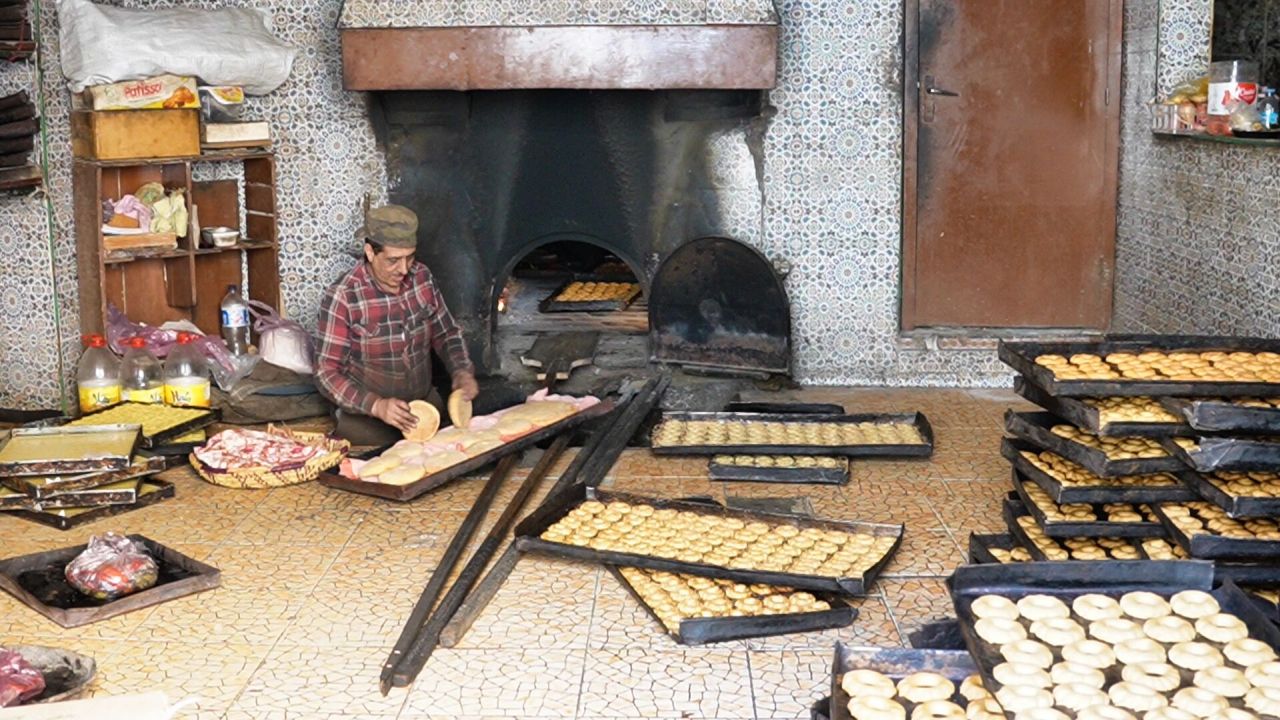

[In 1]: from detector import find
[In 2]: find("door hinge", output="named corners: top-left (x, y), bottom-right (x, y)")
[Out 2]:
top-left (1105, 87), bottom-right (1110, 106)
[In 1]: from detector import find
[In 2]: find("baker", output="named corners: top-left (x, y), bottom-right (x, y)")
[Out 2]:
top-left (315, 204), bottom-right (479, 445)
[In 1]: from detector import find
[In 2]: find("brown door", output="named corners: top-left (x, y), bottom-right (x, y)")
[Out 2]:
top-left (902, 0), bottom-right (1121, 330)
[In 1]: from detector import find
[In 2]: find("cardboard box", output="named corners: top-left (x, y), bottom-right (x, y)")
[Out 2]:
top-left (71, 109), bottom-right (200, 161)
top-left (85, 75), bottom-right (199, 111)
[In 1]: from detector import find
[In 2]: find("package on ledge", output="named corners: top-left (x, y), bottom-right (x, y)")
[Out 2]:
top-left (85, 74), bottom-right (198, 111)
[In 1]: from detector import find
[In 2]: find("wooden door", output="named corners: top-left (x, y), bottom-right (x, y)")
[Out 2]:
top-left (902, 0), bottom-right (1121, 330)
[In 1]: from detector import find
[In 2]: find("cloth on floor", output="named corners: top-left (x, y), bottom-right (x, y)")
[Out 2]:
top-left (213, 360), bottom-right (328, 424)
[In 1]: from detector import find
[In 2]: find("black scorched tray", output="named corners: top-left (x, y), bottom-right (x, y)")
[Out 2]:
top-left (725, 401), bottom-right (847, 415)
top-left (1012, 472), bottom-right (1166, 539)
top-left (829, 644), bottom-right (979, 720)
top-left (538, 279), bottom-right (642, 313)
top-left (1162, 435), bottom-right (1280, 473)
top-left (1214, 561), bottom-right (1280, 588)
top-left (1014, 377), bottom-right (1191, 437)
top-left (968, 533), bottom-right (1032, 565)
top-left (6, 479), bottom-right (176, 530)
top-left (1000, 438), bottom-right (1195, 504)
top-left (1002, 497), bottom-right (1147, 562)
top-left (515, 486), bottom-right (903, 595)
top-left (0, 455), bottom-right (165, 499)
top-left (1150, 502), bottom-right (1280, 561)
top-left (999, 335), bottom-right (1280, 398)
top-left (318, 399), bottom-right (612, 501)
top-left (608, 567), bottom-right (857, 645)
top-left (651, 411), bottom-right (934, 458)
top-left (1004, 411), bottom-right (1184, 477)
top-left (1161, 396), bottom-right (1280, 436)
top-left (1177, 469), bottom-right (1280, 519)
top-left (707, 457), bottom-right (849, 485)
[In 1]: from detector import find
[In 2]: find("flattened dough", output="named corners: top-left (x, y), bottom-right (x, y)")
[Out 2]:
top-left (379, 463), bottom-right (426, 485)
top-left (448, 389), bottom-right (473, 430)
top-left (403, 400), bottom-right (441, 442)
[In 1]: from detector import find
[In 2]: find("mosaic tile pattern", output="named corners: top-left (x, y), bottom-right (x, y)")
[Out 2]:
top-left (340, 0), bottom-right (778, 28)
top-left (1156, 0), bottom-right (1213, 96)
top-left (577, 648), bottom-right (755, 718)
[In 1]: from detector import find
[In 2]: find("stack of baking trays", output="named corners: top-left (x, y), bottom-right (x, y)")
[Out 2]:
top-left (0, 403), bottom-right (216, 529)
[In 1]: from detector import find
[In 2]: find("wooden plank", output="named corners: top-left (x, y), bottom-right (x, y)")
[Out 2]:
top-left (191, 179), bottom-right (238, 232)
top-left (245, 212), bottom-right (275, 244)
top-left (244, 181), bottom-right (274, 214)
top-left (192, 251), bottom-right (242, 334)
top-left (243, 156), bottom-right (273, 186)
top-left (246, 245), bottom-right (280, 314)
top-left (74, 161), bottom-right (106, 336)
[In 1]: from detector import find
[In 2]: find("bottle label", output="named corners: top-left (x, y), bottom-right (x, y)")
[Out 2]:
top-left (164, 380), bottom-right (211, 408)
top-left (78, 384), bottom-right (121, 413)
top-left (1208, 81), bottom-right (1259, 115)
top-left (124, 387), bottom-right (164, 404)
top-left (222, 307), bottom-right (250, 329)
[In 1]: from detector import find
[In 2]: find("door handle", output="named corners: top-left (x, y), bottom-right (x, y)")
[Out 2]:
top-left (923, 75), bottom-right (959, 97)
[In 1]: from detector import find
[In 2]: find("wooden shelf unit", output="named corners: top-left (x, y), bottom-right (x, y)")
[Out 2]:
top-left (74, 151), bottom-right (280, 338)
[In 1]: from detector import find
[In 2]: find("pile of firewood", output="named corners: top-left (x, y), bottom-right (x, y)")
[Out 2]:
top-left (0, 90), bottom-right (36, 168)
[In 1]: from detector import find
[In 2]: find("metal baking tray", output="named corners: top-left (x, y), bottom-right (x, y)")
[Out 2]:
top-left (1002, 497), bottom-right (1147, 562)
top-left (1004, 411), bottom-right (1184, 477)
top-left (538, 279), bottom-right (642, 313)
top-left (515, 486), bottom-right (904, 595)
top-left (0, 477), bottom-right (143, 511)
top-left (1160, 396), bottom-right (1280, 436)
top-left (968, 533), bottom-right (1032, 565)
top-left (318, 399), bottom-right (612, 501)
top-left (1014, 377), bottom-right (1191, 437)
top-left (1213, 561), bottom-right (1280, 587)
top-left (1162, 435), bottom-right (1280, 473)
top-left (1000, 438), bottom-right (1195, 504)
top-left (999, 336), bottom-right (1280, 398)
top-left (1244, 587), bottom-right (1280, 624)
top-left (1012, 472), bottom-right (1166, 539)
top-left (607, 566), bottom-right (857, 645)
top-left (0, 424), bottom-right (141, 477)
top-left (725, 401), bottom-right (847, 415)
top-left (1177, 469), bottom-right (1280, 519)
top-left (64, 402), bottom-right (218, 449)
top-left (651, 411), bottom-right (934, 458)
top-left (1150, 502), bottom-right (1280, 561)
top-left (6, 479), bottom-right (176, 531)
top-left (707, 457), bottom-right (849, 485)
top-left (829, 644), bottom-right (979, 720)
top-left (0, 455), bottom-right (165, 499)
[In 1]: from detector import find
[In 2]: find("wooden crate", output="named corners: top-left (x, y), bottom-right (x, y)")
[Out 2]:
top-left (70, 109), bottom-right (199, 161)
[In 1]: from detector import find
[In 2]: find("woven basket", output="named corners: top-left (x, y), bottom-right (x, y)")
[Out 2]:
top-left (190, 425), bottom-right (350, 489)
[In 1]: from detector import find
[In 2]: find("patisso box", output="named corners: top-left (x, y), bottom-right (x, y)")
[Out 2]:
top-left (70, 109), bottom-right (200, 161)
top-left (84, 75), bottom-right (199, 111)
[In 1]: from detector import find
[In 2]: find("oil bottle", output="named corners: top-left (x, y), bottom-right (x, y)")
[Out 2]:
top-left (76, 334), bottom-right (121, 413)
top-left (163, 332), bottom-right (211, 408)
top-left (120, 336), bottom-right (164, 404)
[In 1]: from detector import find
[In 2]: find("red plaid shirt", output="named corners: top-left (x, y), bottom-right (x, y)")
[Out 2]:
top-left (315, 261), bottom-right (473, 414)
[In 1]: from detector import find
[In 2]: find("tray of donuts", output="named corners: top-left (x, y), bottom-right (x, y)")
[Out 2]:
top-left (999, 336), bottom-right (1280, 398)
top-left (1160, 397), bottom-right (1280, 436)
top-left (1151, 502), bottom-right (1280, 561)
top-left (970, 533), bottom-right (1036, 565)
top-left (1013, 474), bottom-right (1168, 540)
top-left (1003, 497), bottom-right (1148, 563)
top-left (949, 560), bottom-right (1280, 720)
top-left (1162, 436), bottom-right (1280, 474)
top-left (830, 644), bottom-right (1000, 720)
top-left (1175, 469), bottom-right (1280, 520)
top-left (1015, 379), bottom-right (1193, 438)
top-left (1005, 411), bottom-right (1186, 478)
top-left (1001, 440), bottom-right (1197, 506)
top-left (1242, 586), bottom-right (1280, 625)
top-left (650, 411), bottom-right (934, 458)
top-left (514, 485), bottom-right (904, 596)
top-left (707, 454), bottom-right (850, 485)
top-left (608, 566), bottom-right (857, 644)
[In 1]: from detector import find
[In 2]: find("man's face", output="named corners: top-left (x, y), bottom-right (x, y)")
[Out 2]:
top-left (365, 242), bottom-right (416, 293)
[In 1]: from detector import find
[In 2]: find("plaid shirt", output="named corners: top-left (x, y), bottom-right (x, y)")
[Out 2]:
top-left (315, 261), bottom-right (473, 414)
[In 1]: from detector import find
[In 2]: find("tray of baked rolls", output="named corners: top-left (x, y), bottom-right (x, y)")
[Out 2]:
top-left (1160, 397), bottom-right (1280, 436)
top-left (539, 279), bottom-right (642, 313)
top-left (948, 560), bottom-right (1280, 720)
top-left (1001, 439), bottom-right (1196, 505)
top-left (969, 533), bottom-right (1034, 565)
top-left (609, 566), bottom-right (857, 645)
top-left (999, 336), bottom-right (1280, 398)
top-left (1177, 468), bottom-right (1280, 519)
top-left (1163, 435), bottom-right (1280, 474)
top-left (650, 412), bottom-right (933, 458)
top-left (1003, 497), bottom-right (1148, 562)
top-left (1152, 501), bottom-right (1280, 560)
top-left (707, 454), bottom-right (850, 485)
top-left (1005, 411), bottom-right (1185, 478)
top-left (63, 402), bottom-right (218, 449)
top-left (1013, 474), bottom-right (1167, 539)
top-left (1015, 378), bottom-right (1191, 438)
top-left (829, 644), bottom-right (991, 720)
top-left (514, 486), bottom-right (903, 596)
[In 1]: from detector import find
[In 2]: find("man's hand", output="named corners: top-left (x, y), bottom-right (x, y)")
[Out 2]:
top-left (452, 370), bottom-right (479, 401)
top-left (371, 397), bottom-right (417, 433)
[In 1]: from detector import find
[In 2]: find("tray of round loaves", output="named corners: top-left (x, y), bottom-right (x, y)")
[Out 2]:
top-left (650, 411), bottom-right (933, 458)
top-left (829, 643), bottom-right (999, 720)
top-left (608, 566), bottom-right (857, 645)
top-left (514, 486), bottom-right (904, 596)
top-left (538, 279), bottom-right (643, 313)
top-left (707, 454), bottom-right (849, 485)
top-left (1160, 397), bottom-right (1280, 436)
top-left (1162, 436), bottom-right (1280, 474)
top-left (948, 559), bottom-right (1280, 720)
top-left (1015, 378), bottom-right (1192, 438)
top-left (1177, 469), bottom-right (1280, 520)
top-left (1013, 473), bottom-right (1168, 539)
top-left (1150, 502), bottom-right (1280, 561)
top-left (1001, 439), bottom-right (1197, 505)
top-left (1003, 497), bottom-right (1148, 562)
top-left (969, 533), bottom-right (1035, 565)
top-left (1005, 411), bottom-right (1185, 478)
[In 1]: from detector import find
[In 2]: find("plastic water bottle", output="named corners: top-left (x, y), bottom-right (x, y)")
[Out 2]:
top-left (163, 332), bottom-right (211, 408)
top-left (220, 284), bottom-right (250, 356)
top-left (120, 337), bottom-right (164, 404)
top-left (1260, 88), bottom-right (1280, 130)
top-left (76, 334), bottom-right (121, 413)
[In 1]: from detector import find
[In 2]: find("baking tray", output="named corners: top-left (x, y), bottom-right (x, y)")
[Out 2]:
top-left (0, 534), bottom-right (220, 628)
top-left (64, 402), bottom-right (218, 448)
top-left (999, 336), bottom-right (1280, 398)
top-left (725, 401), bottom-right (847, 415)
top-left (538, 279), bottom-right (642, 313)
top-left (1160, 396), bottom-right (1280, 436)
top-left (1243, 587), bottom-right (1280, 624)
top-left (1162, 434), bottom-right (1280, 473)
top-left (707, 457), bottom-right (849, 485)
top-left (968, 533), bottom-right (1032, 565)
top-left (1012, 471), bottom-right (1166, 539)
top-left (1014, 377), bottom-right (1191, 437)
top-left (1000, 438), bottom-right (1195, 504)
top-left (318, 399), bottom-right (612, 501)
top-left (1177, 468), bottom-right (1280, 519)
top-left (1151, 502), bottom-right (1280, 560)
top-left (5, 479), bottom-right (176, 530)
top-left (0, 424), bottom-right (141, 477)
top-left (515, 486), bottom-right (904, 596)
top-left (607, 566), bottom-right (857, 645)
top-left (651, 411), bottom-right (934, 458)
top-left (1213, 561), bottom-right (1280, 587)
top-left (1002, 497), bottom-right (1147, 562)
top-left (0, 477), bottom-right (143, 511)
top-left (1004, 410), bottom-right (1184, 477)
top-left (829, 644), bottom-right (979, 720)
top-left (0, 455), bottom-right (165, 499)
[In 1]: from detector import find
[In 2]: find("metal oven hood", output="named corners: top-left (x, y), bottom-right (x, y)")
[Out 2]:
top-left (339, 1), bottom-right (778, 91)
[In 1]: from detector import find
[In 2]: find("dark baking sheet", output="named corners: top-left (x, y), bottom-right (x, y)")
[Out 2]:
top-left (515, 486), bottom-right (904, 596)
top-left (1244, 588), bottom-right (1280, 624)
top-left (1214, 561), bottom-right (1280, 587)
top-left (0, 478), bottom-right (142, 511)
top-left (1162, 435), bottom-right (1280, 473)
top-left (1150, 502), bottom-right (1280, 560)
top-left (318, 399), bottom-right (612, 501)
top-left (1005, 410), bottom-right (1184, 477)
top-left (6, 479), bottom-right (175, 530)
top-left (968, 533), bottom-right (1031, 565)
top-left (1002, 497), bottom-right (1147, 562)
top-left (538, 279), bottom-right (642, 313)
top-left (0, 424), bottom-right (141, 477)
top-left (1012, 472), bottom-right (1166, 539)
top-left (708, 458), bottom-right (849, 485)
top-left (67, 402), bottom-right (218, 448)
top-left (0, 455), bottom-right (165, 499)
top-left (1160, 396), bottom-right (1280, 436)
top-left (725, 402), bottom-right (847, 415)
top-left (651, 411), bottom-right (934, 458)
top-left (608, 567), bottom-right (857, 645)
top-left (829, 644), bottom-right (978, 720)
top-left (1177, 468), bottom-right (1280, 519)
top-left (1000, 438), bottom-right (1195, 504)
top-left (1014, 377), bottom-right (1191, 437)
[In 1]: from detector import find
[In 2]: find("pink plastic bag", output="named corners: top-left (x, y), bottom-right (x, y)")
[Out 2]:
top-left (105, 304), bottom-right (259, 390)
top-left (0, 650), bottom-right (45, 707)
top-left (65, 533), bottom-right (159, 601)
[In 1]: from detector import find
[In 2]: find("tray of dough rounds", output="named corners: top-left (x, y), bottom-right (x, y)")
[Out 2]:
top-left (1012, 472), bottom-right (1166, 539)
top-left (650, 411), bottom-right (934, 458)
top-left (608, 566), bottom-right (857, 645)
top-left (1151, 501), bottom-right (1280, 561)
top-left (707, 454), bottom-right (849, 485)
top-left (0, 455), bottom-right (164, 499)
top-left (1177, 468), bottom-right (1280, 519)
top-left (829, 643), bottom-right (990, 720)
top-left (1015, 378), bottom-right (1192, 438)
top-left (1160, 397), bottom-right (1280, 436)
top-left (539, 279), bottom-right (642, 313)
top-left (969, 533), bottom-right (1036, 565)
top-left (62, 402), bottom-right (218, 449)
top-left (1003, 497), bottom-right (1147, 562)
top-left (948, 560), bottom-right (1280, 720)
top-left (1001, 439), bottom-right (1196, 505)
top-left (6, 478), bottom-right (175, 530)
top-left (1005, 411), bottom-right (1185, 478)
top-left (1162, 435), bottom-right (1280, 474)
top-left (514, 485), bottom-right (903, 596)
top-left (1244, 587), bottom-right (1280, 624)
top-left (998, 335), bottom-right (1280, 397)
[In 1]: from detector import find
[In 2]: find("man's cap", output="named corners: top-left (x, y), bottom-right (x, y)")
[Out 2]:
top-left (360, 205), bottom-right (418, 248)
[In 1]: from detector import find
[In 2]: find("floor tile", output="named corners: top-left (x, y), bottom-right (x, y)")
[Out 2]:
top-left (749, 649), bottom-right (833, 719)
top-left (281, 587), bottom-right (421, 648)
top-left (88, 641), bottom-right (270, 712)
top-left (131, 588), bottom-right (300, 645)
top-left (204, 544), bottom-right (340, 593)
top-left (400, 648), bottom-right (586, 717)
top-left (577, 647), bottom-right (755, 718)
top-left (231, 643), bottom-right (407, 716)
top-left (589, 570), bottom-right (701, 651)
top-left (880, 529), bottom-right (964, 578)
top-left (451, 556), bottom-right (597, 650)
top-left (881, 578), bottom-right (956, 642)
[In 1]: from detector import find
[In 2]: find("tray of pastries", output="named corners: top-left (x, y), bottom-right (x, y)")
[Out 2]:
top-left (1163, 435), bottom-right (1280, 474)
top-left (1005, 411), bottom-right (1185, 478)
top-left (1013, 474), bottom-right (1167, 539)
top-left (1002, 439), bottom-right (1196, 505)
top-left (829, 644), bottom-right (994, 720)
top-left (6, 479), bottom-right (175, 530)
top-left (1000, 336), bottom-right (1280, 398)
top-left (63, 402), bottom-right (217, 448)
top-left (539, 280), bottom-right (642, 313)
top-left (651, 412), bottom-right (933, 458)
top-left (0, 476), bottom-right (143, 511)
top-left (610, 566), bottom-right (857, 645)
top-left (515, 486), bottom-right (903, 596)
top-left (0, 455), bottom-right (165, 499)
top-left (950, 560), bottom-right (1280, 720)
top-left (1152, 501), bottom-right (1280, 561)
top-left (1179, 469), bottom-right (1280, 519)
top-left (0, 425), bottom-right (141, 477)
top-left (1161, 397), bottom-right (1280, 436)
top-left (969, 533), bottom-right (1035, 565)
top-left (708, 454), bottom-right (849, 485)
top-left (1004, 497), bottom-right (1147, 562)
top-left (1016, 378), bottom-right (1191, 438)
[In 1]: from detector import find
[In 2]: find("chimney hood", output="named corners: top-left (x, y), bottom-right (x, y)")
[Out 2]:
top-left (339, 1), bottom-right (778, 91)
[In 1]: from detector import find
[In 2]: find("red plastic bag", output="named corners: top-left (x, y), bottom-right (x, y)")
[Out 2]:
top-left (64, 533), bottom-right (159, 601)
top-left (0, 650), bottom-right (45, 707)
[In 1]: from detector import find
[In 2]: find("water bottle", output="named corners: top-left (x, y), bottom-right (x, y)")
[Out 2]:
top-left (163, 332), bottom-right (211, 408)
top-left (76, 334), bottom-right (121, 413)
top-left (1259, 88), bottom-right (1280, 130)
top-left (120, 337), bottom-right (164, 404)
top-left (220, 284), bottom-right (250, 356)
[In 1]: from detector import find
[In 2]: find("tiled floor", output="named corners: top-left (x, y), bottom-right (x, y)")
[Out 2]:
top-left (0, 387), bottom-right (1033, 719)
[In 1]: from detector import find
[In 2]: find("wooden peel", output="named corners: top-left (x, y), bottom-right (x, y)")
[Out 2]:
top-left (447, 390), bottom-right (472, 430)
top-left (402, 400), bottom-right (440, 442)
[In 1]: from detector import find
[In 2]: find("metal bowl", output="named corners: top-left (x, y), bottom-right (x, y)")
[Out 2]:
top-left (6, 644), bottom-right (97, 704)
top-left (201, 226), bottom-right (240, 248)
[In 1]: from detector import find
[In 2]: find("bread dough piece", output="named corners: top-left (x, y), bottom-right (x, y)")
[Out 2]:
top-left (1145, 708), bottom-right (1199, 720)
top-left (1193, 666), bottom-right (1249, 698)
top-left (1144, 616), bottom-right (1197, 644)
top-left (1030, 617), bottom-right (1085, 646)
top-left (402, 400), bottom-right (441, 442)
top-left (975, 617), bottom-right (1028, 644)
top-left (1224, 638), bottom-right (1278, 667)
top-left (1062, 640), bottom-right (1116, 669)
top-left (1172, 687), bottom-right (1229, 717)
top-left (358, 455), bottom-right (400, 479)
top-left (1169, 641), bottom-right (1224, 671)
top-left (911, 701), bottom-right (965, 720)
top-left (463, 439), bottom-right (505, 457)
top-left (1077, 707), bottom-right (1135, 720)
top-left (965, 697), bottom-right (1004, 720)
top-left (1109, 682), bottom-right (1169, 713)
top-left (972, 594), bottom-right (1020, 620)
top-left (495, 416), bottom-right (537, 438)
top-left (1120, 591), bottom-right (1172, 619)
top-left (1014, 710), bottom-right (1069, 720)
top-left (958, 675), bottom-right (989, 702)
top-left (1116, 638), bottom-right (1167, 665)
top-left (1050, 661), bottom-right (1105, 689)
top-left (842, 669), bottom-right (897, 699)
top-left (1245, 687), bottom-right (1280, 717)
top-left (1171, 590), bottom-right (1221, 619)
top-left (503, 401), bottom-right (577, 426)
top-left (993, 663), bottom-right (1051, 688)
top-left (1074, 593), bottom-right (1123, 621)
top-left (447, 389), bottom-right (472, 430)
top-left (1053, 682), bottom-right (1109, 712)
top-left (994, 685), bottom-right (1053, 713)
top-left (1092, 617), bottom-right (1146, 644)
top-left (1121, 662), bottom-right (1181, 693)
top-left (421, 450), bottom-right (469, 473)
top-left (1203, 709), bottom-right (1258, 720)
top-left (379, 463), bottom-right (426, 485)
top-left (1017, 594), bottom-right (1070, 621)
top-left (1195, 613), bottom-right (1249, 643)
top-left (896, 672), bottom-right (955, 703)
top-left (1001, 640), bottom-right (1055, 669)
top-left (847, 696), bottom-right (907, 720)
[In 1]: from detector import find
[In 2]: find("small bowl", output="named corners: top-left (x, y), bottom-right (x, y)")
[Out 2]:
top-left (201, 226), bottom-right (239, 248)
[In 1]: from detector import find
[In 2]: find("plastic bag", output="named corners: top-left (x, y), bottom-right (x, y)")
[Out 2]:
top-left (64, 532), bottom-right (159, 601)
top-left (0, 650), bottom-right (44, 707)
top-left (248, 300), bottom-right (314, 375)
top-left (106, 304), bottom-right (259, 391)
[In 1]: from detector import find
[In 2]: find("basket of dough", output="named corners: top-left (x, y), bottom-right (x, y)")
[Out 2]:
top-left (190, 426), bottom-right (350, 489)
